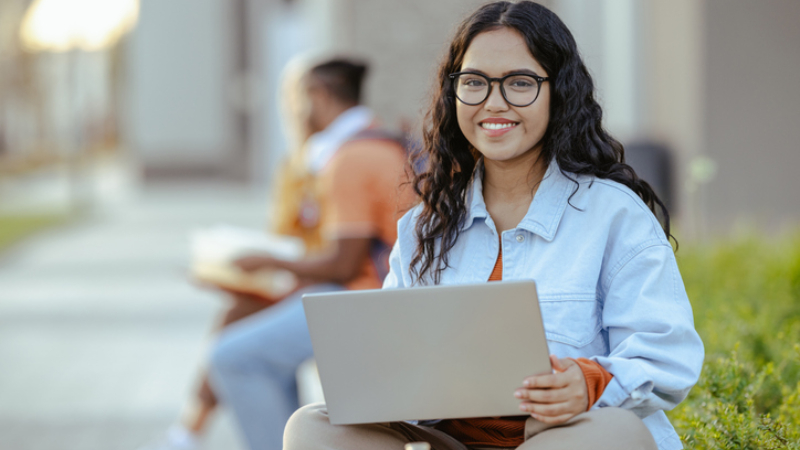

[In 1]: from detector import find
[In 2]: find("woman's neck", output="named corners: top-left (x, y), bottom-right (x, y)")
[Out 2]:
top-left (482, 150), bottom-right (547, 233)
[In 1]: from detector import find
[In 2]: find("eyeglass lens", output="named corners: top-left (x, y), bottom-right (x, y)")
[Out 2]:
top-left (453, 74), bottom-right (540, 106)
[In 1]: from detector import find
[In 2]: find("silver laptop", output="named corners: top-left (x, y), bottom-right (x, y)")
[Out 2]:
top-left (302, 280), bottom-right (551, 425)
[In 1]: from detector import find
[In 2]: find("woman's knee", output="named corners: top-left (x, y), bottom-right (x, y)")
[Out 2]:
top-left (283, 403), bottom-right (332, 450)
top-left (582, 408), bottom-right (657, 450)
top-left (523, 408), bottom-right (657, 450)
top-left (587, 407), bottom-right (644, 427)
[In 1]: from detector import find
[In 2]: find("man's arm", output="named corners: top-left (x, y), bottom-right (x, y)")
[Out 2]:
top-left (234, 237), bottom-right (371, 285)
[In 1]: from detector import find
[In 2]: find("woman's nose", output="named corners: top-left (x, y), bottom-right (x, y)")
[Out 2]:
top-left (484, 83), bottom-right (509, 111)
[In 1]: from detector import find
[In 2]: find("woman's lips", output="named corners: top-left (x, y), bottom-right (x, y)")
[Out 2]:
top-left (480, 120), bottom-right (518, 137)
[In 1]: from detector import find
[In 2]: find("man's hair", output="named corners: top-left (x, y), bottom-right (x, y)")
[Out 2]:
top-left (310, 58), bottom-right (369, 104)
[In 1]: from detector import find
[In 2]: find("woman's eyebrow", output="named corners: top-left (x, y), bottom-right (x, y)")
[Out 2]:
top-left (460, 67), bottom-right (541, 77)
top-left (503, 68), bottom-right (539, 76)
top-left (460, 67), bottom-right (487, 75)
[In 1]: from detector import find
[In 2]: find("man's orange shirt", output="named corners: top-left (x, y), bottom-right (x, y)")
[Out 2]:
top-left (316, 137), bottom-right (417, 290)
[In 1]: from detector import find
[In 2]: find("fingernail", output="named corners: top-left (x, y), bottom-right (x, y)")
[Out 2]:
top-left (519, 404), bottom-right (527, 411)
top-left (514, 390), bottom-right (522, 398)
top-left (523, 380), bottom-right (531, 387)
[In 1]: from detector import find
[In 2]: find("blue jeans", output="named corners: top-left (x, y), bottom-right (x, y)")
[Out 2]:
top-left (209, 284), bottom-right (342, 450)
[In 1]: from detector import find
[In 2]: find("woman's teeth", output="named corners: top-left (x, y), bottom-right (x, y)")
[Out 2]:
top-left (481, 122), bottom-right (516, 130)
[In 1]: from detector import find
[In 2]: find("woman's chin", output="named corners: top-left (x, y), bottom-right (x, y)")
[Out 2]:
top-left (478, 145), bottom-right (540, 165)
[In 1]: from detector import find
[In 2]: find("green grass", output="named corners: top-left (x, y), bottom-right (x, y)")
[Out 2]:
top-left (0, 213), bottom-right (70, 253)
top-left (669, 233), bottom-right (800, 449)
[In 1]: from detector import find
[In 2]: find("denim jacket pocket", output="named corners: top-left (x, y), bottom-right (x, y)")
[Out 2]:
top-left (539, 294), bottom-right (602, 348)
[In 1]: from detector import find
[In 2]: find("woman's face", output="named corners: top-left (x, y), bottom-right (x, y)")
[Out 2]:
top-left (456, 27), bottom-right (550, 164)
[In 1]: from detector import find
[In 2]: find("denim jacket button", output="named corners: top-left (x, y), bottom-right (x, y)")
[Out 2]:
top-left (515, 235), bottom-right (525, 243)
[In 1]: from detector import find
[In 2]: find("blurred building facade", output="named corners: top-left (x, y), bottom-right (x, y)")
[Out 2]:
top-left (0, 0), bottom-right (123, 167)
top-left (2, 0), bottom-right (799, 237)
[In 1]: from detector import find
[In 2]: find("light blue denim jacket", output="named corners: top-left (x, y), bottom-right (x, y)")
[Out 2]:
top-left (383, 159), bottom-right (704, 450)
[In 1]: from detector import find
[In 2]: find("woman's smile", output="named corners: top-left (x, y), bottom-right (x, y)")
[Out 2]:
top-left (479, 118), bottom-right (519, 137)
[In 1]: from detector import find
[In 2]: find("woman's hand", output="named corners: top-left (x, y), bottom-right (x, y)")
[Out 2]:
top-left (233, 255), bottom-right (278, 272)
top-left (514, 354), bottom-right (588, 425)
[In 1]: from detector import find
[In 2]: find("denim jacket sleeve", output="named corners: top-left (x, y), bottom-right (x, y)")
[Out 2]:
top-left (382, 205), bottom-right (420, 290)
top-left (382, 239), bottom-right (405, 289)
top-left (591, 242), bottom-right (704, 418)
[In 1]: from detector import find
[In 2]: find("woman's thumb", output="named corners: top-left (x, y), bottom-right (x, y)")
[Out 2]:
top-left (550, 354), bottom-right (568, 373)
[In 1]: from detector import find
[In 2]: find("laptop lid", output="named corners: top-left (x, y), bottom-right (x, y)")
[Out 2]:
top-left (302, 280), bottom-right (551, 425)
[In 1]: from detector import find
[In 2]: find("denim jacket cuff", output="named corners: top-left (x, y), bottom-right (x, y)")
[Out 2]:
top-left (590, 363), bottom-right (653, 415)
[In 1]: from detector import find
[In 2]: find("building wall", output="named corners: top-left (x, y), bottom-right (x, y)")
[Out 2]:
top-left (303, 0), bottom-right (489, 130)
top-left (125, 0), bottom-right (240, 179)
top-left (640, 0), bottom-right (706, 235)
top-left (703, 0), bottom-right (800, 232)
top-left (121, 0), bottom-right (800, 236)
top-left (555, 0), bottom-right (800, 236)
top-left (251, 0), bottom-right (316, 187)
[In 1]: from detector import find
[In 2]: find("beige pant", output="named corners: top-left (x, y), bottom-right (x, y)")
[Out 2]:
top-left (284, 403), bottom-right (658, 450)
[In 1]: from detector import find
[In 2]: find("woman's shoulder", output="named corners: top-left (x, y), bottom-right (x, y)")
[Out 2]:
top-left (564, 172), bottom-right (669, 245)
top-left (396, 203), bottom-right (424, 233)
top-left (567, 173), bottom-right (644, 205)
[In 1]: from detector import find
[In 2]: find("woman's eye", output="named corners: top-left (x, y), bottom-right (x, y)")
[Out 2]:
top-left (463, 78), bottom-right (487, 87)
top-left (508, 78), bottom-right (534, 89)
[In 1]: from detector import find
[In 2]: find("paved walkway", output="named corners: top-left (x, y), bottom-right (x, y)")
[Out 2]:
top-left (0, 182), bottom-right (269, 450)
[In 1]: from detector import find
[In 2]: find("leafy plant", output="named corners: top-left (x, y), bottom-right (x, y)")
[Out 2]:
top-left (668, 233), bottom-right (800, 449)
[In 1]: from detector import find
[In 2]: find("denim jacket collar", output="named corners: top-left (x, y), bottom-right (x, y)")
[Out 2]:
top-left (463, 158), bottom-right (573, 241)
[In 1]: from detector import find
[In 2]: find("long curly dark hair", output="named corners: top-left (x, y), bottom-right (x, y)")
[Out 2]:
top-left (410, 1), bottom-right (672, 285)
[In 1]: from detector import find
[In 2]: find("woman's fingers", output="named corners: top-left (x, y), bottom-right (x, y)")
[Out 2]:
top-left (550, 355), bottom-right (576, 373)
top-left (516, 356), bottom-right (589, 424)
top-left (522, 371), bottom-right (569, 389)
top-left (515, 386), bottom-right (567, 403)
top-left (550, 354), bottom-right (567, 372)
top-left (518, 400), bottom-right (574, 417)
top-left (234, 256), bottom-right (271, 272)
top-left (529, 411), bottom-right (575, 425)
top-left (521, 358), bottom-right (583, 393)
top-left (515, 384), bottom-right (587, 406)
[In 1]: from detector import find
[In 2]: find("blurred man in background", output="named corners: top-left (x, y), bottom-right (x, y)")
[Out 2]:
top-left (151, 57), bottom-right (414, 450)
top-left (140, 56), bottom-right (414, 450)
top-left (138, 57), bottom-right (322, 450)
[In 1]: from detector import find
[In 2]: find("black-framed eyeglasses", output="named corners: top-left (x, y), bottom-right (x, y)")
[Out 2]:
top-left (448, 71), bottom-right (549, 107)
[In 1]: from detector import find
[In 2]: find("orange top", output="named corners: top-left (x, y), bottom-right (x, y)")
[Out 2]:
top-left (435, 243), bottom-right (613, 447)
top-left (316, 138), bottom-right (417, 290)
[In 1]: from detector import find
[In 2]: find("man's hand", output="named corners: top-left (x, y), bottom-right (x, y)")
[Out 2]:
top-left (514, 354), bottom-right (588, 425)
top-left (233, 255), bottom-right (277, 272)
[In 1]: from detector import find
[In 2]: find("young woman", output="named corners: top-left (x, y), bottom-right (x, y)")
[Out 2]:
top-left (284, 2), bottom-right (703, 450)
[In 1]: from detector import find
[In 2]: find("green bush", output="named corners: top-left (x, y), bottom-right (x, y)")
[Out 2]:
top-left (669, 233), bottom-right (800, 449)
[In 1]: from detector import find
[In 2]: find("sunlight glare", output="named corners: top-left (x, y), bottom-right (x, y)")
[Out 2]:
top-left (19, 0), bottom-right (140, 52)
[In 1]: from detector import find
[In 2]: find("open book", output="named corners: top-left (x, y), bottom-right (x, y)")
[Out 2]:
top-left (190, 225), bottom-right (306, 299)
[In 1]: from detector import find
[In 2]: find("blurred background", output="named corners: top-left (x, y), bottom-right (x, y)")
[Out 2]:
top-left (1, 0), bottom-right (798, 449)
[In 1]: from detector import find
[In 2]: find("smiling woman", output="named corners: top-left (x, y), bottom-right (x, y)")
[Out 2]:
top-left (409, 2), bottom-right (673, 285)
top-left (283, 2), bottom-right (703, 450)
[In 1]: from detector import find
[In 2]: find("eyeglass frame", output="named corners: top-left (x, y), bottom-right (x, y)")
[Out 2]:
top-left (448, 71), bottom-right (550, 107)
